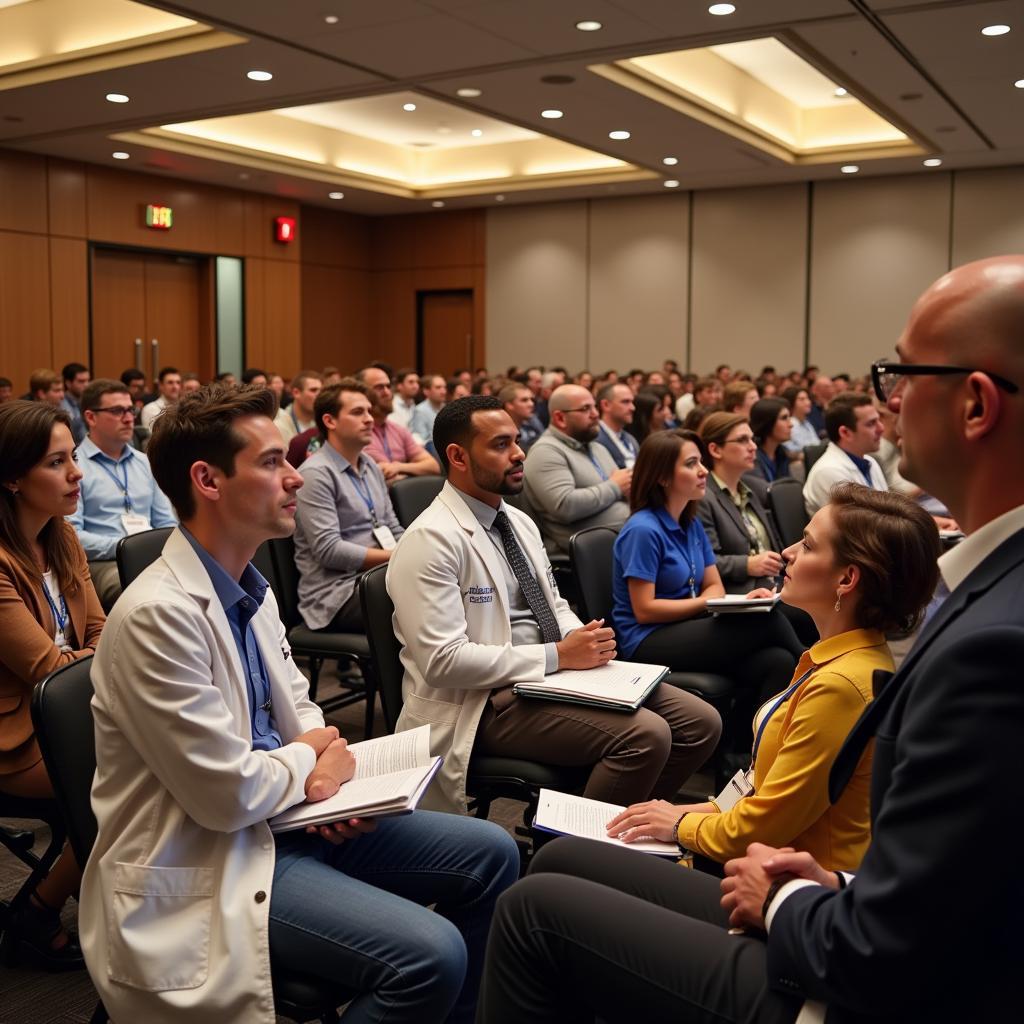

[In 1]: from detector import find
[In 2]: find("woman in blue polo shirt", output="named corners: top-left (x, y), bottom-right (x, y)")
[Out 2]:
top-left (612, 430), bottom-right (803, 712)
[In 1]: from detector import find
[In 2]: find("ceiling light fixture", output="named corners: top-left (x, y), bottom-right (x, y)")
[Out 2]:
top-left (456, 87), bottom-right (482, 98)
top-left (708, 3), bottom-right (736, 15)
top-left (575, 20), bottom-right (602, 31)
top-left (431, 200), bottom-right (445, 208)
top-left (471, 128), bottom-right (483, 137)
top-left (664, 180), bottom-right (681, 188)
top-left (112, 151), bottom-right (130, 160)
top-left (106, 92), bottom-right (129, 104)
top-left (328, 191), bottom-right (344, 199)
top-left (495, 194), bottom-right (506, 202)
top-left (541, 109), bottom-right (564, 118)
top-left (840, 164), bottom-right (859, 173)
top-left (324, 14), bottom-right (339, 24)
top-left (608, 130), bottom-right (631, 140)
top-left (662, 156), bottom-right (678, 165)
top-left (922, 158), bottom-right (943, 167)
top-left (1015, 79), bottom-right (1024, 88)
top-left (981, 24), bottom-right (1010, 36)
top-left (834, 87), bottom-right (848, 97)
top-left (403, 102), bottom-right (417, 111)
top-left (247, 70), bottom-right (273, 82)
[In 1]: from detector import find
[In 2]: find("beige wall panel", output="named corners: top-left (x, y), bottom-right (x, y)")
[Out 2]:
top-left (0, 231), bottom-right (51, 387)
top-left (951, 167), bottom-right (1024, 267)
top-left (486, 202), bottom-right (587, 372)
top-left (49, 237), bottom-right (89, 368)
top-left (588, 195), bottom-right (689, 374)
top-left (691, 185), bottom-right (807, 376)
top-left (809, 174), bottom-right (951, 374)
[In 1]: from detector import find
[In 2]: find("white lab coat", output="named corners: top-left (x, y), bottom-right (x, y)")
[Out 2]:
top-left (803, 442), bottom-right (888, 516)
top-left (386, 483), bottom-right (581, 814)
top-left (80, 529), bottom-right (322, 1023)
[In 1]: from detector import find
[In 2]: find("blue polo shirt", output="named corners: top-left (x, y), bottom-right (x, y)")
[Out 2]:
top-left (612, 507), bottom-right (716, 659)
top-left (842, 448), bottom-right (876, 487)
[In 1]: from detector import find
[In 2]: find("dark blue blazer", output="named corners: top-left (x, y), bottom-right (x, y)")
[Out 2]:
top-left (767, 527), bottom-right (1024, 1023)
top-left (594, 424), bottom-right (638, 470)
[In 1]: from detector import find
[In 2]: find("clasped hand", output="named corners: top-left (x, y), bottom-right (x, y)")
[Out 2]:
top-left (556, 618), bottom-right (617, 670)
top-left (301, 733), bottom-right (378, 845)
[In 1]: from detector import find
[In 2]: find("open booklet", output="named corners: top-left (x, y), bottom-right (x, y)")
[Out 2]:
top-left (533, 789), bottom-right (679, 857)
top-left (706, 593), bottom-right (782, 614)
top-left (269, 725), bottom-right (442, 834)
top-left (513, 660), bottom-right (668, 711)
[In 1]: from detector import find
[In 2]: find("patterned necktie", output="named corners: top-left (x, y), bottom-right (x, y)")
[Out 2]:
top-left (493, 510), bottom-right (562, 644)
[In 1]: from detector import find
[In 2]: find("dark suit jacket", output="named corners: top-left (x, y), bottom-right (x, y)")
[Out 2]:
top-left (594, 423), bottom-right (638, 470)
top-left (697, 475), bottom-right (782, 591)
top-left (767, 526), bottom-right (1024, 1023)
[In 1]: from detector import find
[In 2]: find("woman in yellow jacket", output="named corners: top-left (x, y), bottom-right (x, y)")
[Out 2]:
top-left (608, 482), bottom-right (941, 872)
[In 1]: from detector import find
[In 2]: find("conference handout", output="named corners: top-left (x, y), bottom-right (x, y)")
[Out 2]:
top-left (512, 660), bottom-right (668, 710)
top-left (533, 789), bottom-right (679, 856)
top-left (269, 725), bottom-right (441, 833)
top-left (706, 593), bottom-right (782, 614)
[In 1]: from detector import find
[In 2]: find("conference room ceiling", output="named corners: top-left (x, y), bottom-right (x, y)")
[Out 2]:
top-left (0, 0), bottom-right (1021, 214)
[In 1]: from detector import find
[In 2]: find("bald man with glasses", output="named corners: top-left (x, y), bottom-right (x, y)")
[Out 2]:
top-left (523, 385), bottom-right (632, 554)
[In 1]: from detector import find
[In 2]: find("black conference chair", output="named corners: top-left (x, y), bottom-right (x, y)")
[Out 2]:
top-left (768, 477), bottom-right (809, 547)
top-left (115, 526), bottom-right (174, 590)
top-left (358, 565), bottom-right (588, 829)
top-left (389, 476), bottom-right (444, 529)
top-left (803, 441), bottom-right (829, 473)
top-left (31, 656), bottom-right (354, 1024)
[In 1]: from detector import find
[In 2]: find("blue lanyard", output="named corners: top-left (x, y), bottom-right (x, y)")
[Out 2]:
top-left (346, 466), bottom-right (379, 525)
top-left (587, 448), bottom-right (608, 481)
top-left (95, 454), bottom-right (132, 511)
top-left (750, 666), bottom-right (816, 767)
top-left (289, 406), bottom-right (301, 432)
top-left (375, 425), bottom-right (394, 461)
top-left (42, 580), bottom-right (69, 635)
top-left (682, 529), bottom-right (698, 597)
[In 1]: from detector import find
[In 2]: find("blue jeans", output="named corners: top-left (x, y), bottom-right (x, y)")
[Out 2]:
top-left (269, 811), bottom-right (519, 1023)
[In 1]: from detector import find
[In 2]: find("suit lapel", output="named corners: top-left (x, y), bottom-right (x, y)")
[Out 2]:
top-left (709, 477), bottom-right (748, 540)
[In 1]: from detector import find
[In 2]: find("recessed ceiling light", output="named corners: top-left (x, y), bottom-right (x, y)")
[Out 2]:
top-left (1015, 79), bottom-right (1024, 88)
top-left (662, 156), bottom-right (679, 166)
top-left (471, 128), bottom-right (483, 137)
top-left (708, 3), bottom-right (736, 15)
top-left (437, 126), bottom-right (452, 135)
top-left (247, 70), bottom-right (273, 82)
top-left (112, 151), bottom-right (130, 160)
top-left (575, 20), bottom-right (602, 31)
top-left (495, 194), bottom-right (506, 202)
top-left (541, 109), bottom-right (564, 119)
top-left (981, 24), bottom-right (1010, 36)
top-left (923, 158), bottom-right (943, 168)
top-left (608, 130), bottom-right (631, 140)
top-left (840, 164), bottom-right (860, 173)
top-left (664, 180), bottom-right (680, 188)
top-left (328, 191), bottom-right (344, 199)
top-left (403, 102), bottom-right (417, 111)
top-left (457, 87), bottom-right (482, 98)
top-left (834, 87), bottom-right (848, 97)
top-left (105, 92), bottom-right (129, 104)
top-left (431, 200), bottom-right (445, 208)
top-left (324, 14), bottom-right (338, 24)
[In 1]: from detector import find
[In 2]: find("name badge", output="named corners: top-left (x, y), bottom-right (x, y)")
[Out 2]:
top-left (371, 524), bottom-right (397, 550)
top-left (714, 767), bottom-right (755, 811)
top-left (121, 512), bottom-right (151, 536)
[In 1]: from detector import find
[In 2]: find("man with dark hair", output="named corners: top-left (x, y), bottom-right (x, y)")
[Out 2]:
top-left (594, 382), bottom-right (639, 469)
top-left (389, 368), bottom-right (420, 429)
top-left (807, 374), bottom-right (834, 438)
top-left (69, 378), bottom-right (177, 608)
top-left (803, 392), bottom-right (886, 515)
top-left (60, 361), bottom-right (90, 442)
top-left (140, 365), bottom-right (182, 429)
top-left (293, 379), bottom-right (404, 631)
top-left (119, 368), bottom-right (147, 415)
top-left (28, 368), bottom-right (64, 405)
top-left (273, 370), bottom-right (322, 442)
top-left (241, 367), bottom-right (269, 387)
top-left (0, 376), bottom-right (12, 403)
top-left (81, 383), bottom-right (518, 1024)
top-left (387, 396), bottom-right (720, 816)
top-left (497, 381), bottom-right (543, 452)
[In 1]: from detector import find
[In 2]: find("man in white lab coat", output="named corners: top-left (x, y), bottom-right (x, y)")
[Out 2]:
top-left (80, 384), bottom-right (518, 1024)
top-left (387, 396), bottom-right (721, 816)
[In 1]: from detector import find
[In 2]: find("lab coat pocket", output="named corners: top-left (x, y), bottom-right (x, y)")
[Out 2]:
top-left (108, 863), bottom-right (215, 991)
top-left (404, 690), bottom-right (460, 726)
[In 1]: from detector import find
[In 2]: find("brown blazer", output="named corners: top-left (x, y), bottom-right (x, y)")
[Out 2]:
top-left (0, 521), bottom-right (105, 775)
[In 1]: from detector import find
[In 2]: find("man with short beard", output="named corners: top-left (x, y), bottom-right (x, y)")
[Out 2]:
top-left (358, 366), bottom-right (439, 482)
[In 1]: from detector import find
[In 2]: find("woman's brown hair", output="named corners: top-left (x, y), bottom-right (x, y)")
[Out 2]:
top-left (0, 400), bottom-right (82, 594)
top-left (828, 482), bottom-right (941, 634)
top-left (630, 429), bottom-right (708, 526)
top-left (698, 411), bottom-right (748, 465)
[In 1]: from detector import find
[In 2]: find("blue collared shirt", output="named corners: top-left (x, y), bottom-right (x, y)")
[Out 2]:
top-left (842, 448), bottom-right (876, 487)
top-left (181, 528), bottom-right (282, 751)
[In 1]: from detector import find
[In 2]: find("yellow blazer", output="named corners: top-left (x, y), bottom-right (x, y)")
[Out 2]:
top-left (0, 521), bottom-right (105, 775)
top-left (679, 628), bottom-right (891, 871)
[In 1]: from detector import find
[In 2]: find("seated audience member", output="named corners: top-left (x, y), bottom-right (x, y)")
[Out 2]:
top-left (285, 424), bottom-right (321, 468)
top-left (748, 397), bottom-right (793, 483)
top-left (682, 403), bottom-right (716, 433)
top-left (519, 367), bottom-right (547, 425)
top-left (610, 484), bottom-right (938, 869)
top-left (448, 376), bottom-right (471, 401)
top-left (389, 368), bottom-right (420, 428)
top-left (807, 373), bottom-right (834, 437)
top-left (594, 382), bottom-right (639, 469)
top-left (214, 371), bottom-right (237, 387)
top-left (59, 362), bottom-right (90, 444)
top-left (241, 367), bottom-right (269, 389)
top-left (268, 372), bottom-right (285, 404)
top-left (523, 384), bottom-right (631, 554)
top-left (387, 397), bottom-right (720, 815)
top-left (273, 369), bottom-right (322, 443)
top-left (294, 380), bottom-right (404, 632)
top-left (625, 368), bottom-right (647, 394)
top-left (575, 370), bottom-right (594, 392)
top-left (0, 401), bottom-right (104, 969)
top-left (675, 375), bottom-right (721, 422)
top-left (803, 392), bottom-right (887, 516)
top-left (409, 373), bottom-right (447, 444)
top-left (140, 366), bottom-right (182, 429)
top-left (612, 430), bottom-right (803, 711)
top-left (0, 376), bottom-right (13, 403)
top-left (28, 368), bottom-right (64, 406)
top-left (321, 365), bottom-right (342, 386)
top-left (783, 385), bottom-right (821, 453)
top-left (181, 372), bottom-right (202, 395)
top-left (498, 381), bottom-right (544, 452)
top-left (723, 380), bottom-right (759, 416)
top-left (359, 366), bottom-right (440, 481)
top-left (68, 380), bottom-right (178, 609)
top-left (626, 387), bottom-right (670, 445)
top-left (119, 368), bottom-right (147, 417)
top-left (80, 384), bottom-right (517, 1023)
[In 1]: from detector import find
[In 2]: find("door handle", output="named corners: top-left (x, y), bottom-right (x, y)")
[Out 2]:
top-left (150, 338), bottom-right (159, 380)
top-left (134, 338), bottom-right (143, 371)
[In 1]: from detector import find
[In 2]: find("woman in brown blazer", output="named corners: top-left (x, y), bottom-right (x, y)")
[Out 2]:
top-left (0, 400), bottom-right (104, 969)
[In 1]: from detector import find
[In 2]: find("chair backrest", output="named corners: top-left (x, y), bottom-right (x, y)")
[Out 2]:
top-left (30, 657), bottom-right (98, 868)
top-left (390, 476), bottom-right (444, 529)
top-left (264, 536), bottom-right (303, 629)
top-left (568, 526), bottom-right (618, 623)
top-left (768, 477), bottom-right (809, 547)
top-left (116, 526), bottom-right (174, 589)
top-left (359, 565), bottom-right (404, 733)
top-left (803, 441), bottom-right (829, 473)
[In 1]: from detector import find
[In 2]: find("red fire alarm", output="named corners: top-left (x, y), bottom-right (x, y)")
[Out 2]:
top-left (274, 216), bottom-right (297, 244)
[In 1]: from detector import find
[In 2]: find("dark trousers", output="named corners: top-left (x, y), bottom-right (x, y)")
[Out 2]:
top-left (316, 588), bottom-right (364, 633)
top-left (477, 837), bottom-right (801, 1024)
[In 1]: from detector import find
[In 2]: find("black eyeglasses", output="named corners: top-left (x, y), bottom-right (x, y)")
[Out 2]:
top-left (872, 360), bottom-right (1020, 403)
top-left (95, 405), bottom-right (136, 418)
